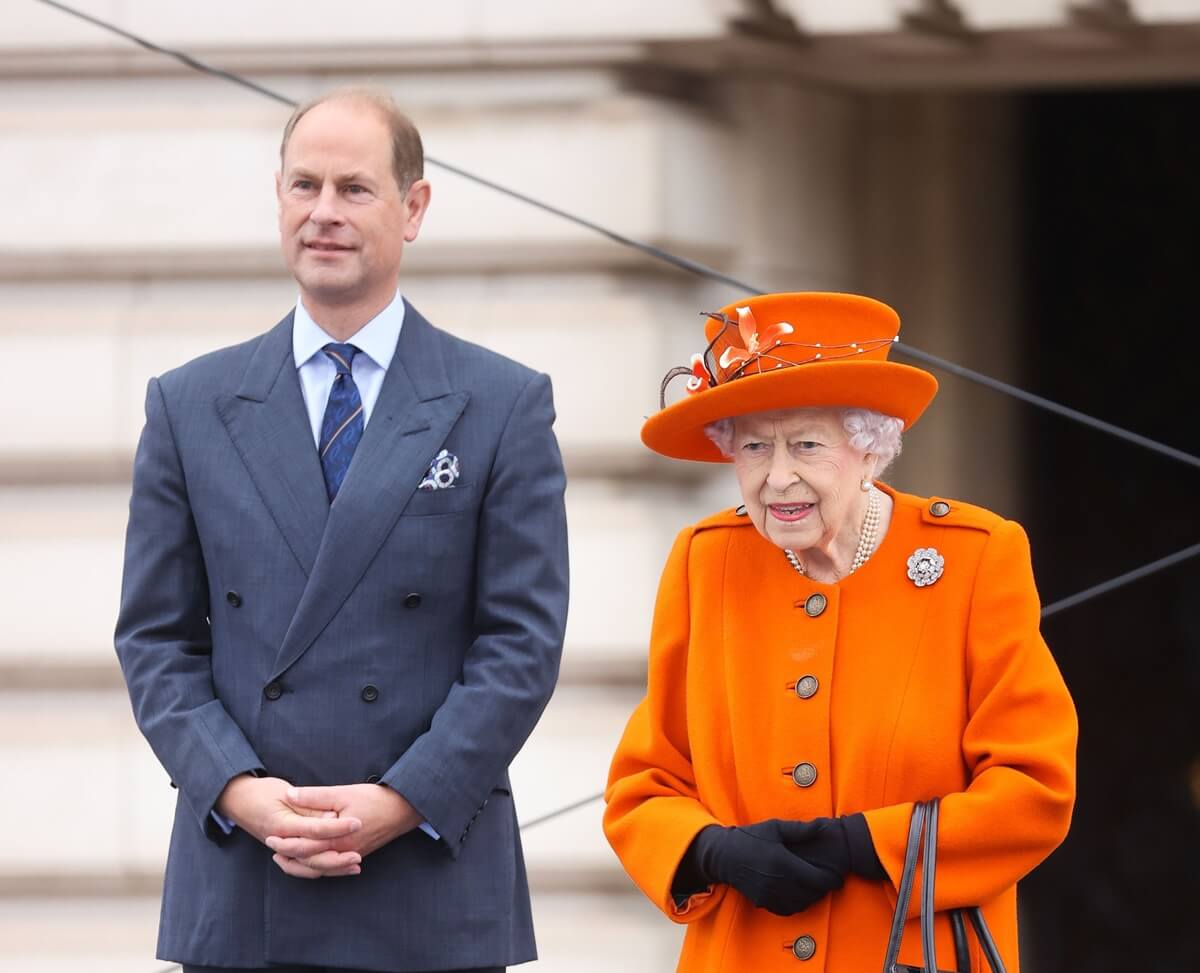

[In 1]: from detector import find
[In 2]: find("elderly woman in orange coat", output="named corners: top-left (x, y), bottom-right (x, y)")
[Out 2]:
top-left (603, 292), bottom-right (1077, 973)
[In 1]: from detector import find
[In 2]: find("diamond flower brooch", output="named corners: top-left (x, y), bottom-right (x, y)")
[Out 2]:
top-left (906, 547), bottom-right (945, 587)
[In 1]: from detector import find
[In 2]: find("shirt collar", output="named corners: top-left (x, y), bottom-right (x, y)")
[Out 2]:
top-left (292, 291), bottom-right (406, 371)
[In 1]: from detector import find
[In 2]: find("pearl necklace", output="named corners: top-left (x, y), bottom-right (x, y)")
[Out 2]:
top-left (784, 488), bottom-right (881, 579)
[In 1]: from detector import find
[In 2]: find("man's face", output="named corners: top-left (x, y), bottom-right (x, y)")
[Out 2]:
top-left (276, 98), bottom-right (429, 310)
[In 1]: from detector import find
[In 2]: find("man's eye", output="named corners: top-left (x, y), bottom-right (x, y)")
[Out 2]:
top-left (345, 185), bottom-right (367, 195)
top-left (292, 180), bottom-right (314, 191)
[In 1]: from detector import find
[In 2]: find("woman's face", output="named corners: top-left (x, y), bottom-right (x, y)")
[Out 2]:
top-left (731, 409), bottom-right (875, 553)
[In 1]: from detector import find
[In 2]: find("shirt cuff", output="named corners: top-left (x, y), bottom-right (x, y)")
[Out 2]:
top-left (210, 810), bottom-right (236, 835)
top-left (419, 821), bottom-right (440, 840)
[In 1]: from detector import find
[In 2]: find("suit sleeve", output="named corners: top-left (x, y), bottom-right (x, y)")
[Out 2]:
top-left (863, 519), bottom-right (1078, 914)
top-left (115, 378), bottom-right (264, 837)
top-left (603, 527), bottom-right (728, 923)
top-left (381, 372), bottom-right (569, 857)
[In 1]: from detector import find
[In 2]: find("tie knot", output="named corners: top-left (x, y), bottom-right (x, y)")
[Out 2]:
top-left (322, 343), bottom-right (360, 376)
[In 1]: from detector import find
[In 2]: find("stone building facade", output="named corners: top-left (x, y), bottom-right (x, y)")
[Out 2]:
top-left (3, 2), bottom-right (1199, 970)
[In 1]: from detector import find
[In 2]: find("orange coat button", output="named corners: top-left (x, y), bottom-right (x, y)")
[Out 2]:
top-left (795, 675), bottom-right (819, 699)
top-left (791, 762), bottom-right (817, 787)
top-left (792, 935), bottom-right (816, 960)
top-left (803, 594), bottom-right (827, 617)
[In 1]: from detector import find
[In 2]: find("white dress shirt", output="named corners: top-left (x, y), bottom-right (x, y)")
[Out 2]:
top-left (213, 290), bottom-right (439, 841)
top-left (292, 290), bottom-right (405, 445)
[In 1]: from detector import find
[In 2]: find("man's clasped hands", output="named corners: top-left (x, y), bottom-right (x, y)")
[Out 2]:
top-left (215, 774), bottom-right (423, 879)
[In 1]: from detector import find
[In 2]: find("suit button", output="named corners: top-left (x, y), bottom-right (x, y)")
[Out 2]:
top-left (930, 500), bottom-right (951, 517)
top-left (263, 682), bottom-right (283, 701)
top-left (226, 591), bottom-right (242, 607)
top-left (404, 592), bottom-right (422, 609)
top-left (791, 935), bottom-right (816, 960)
top-left (791, 762), bottom-right (818, 788)
top-left (795, 675), bottom-right (819, 699)
top-left (364, 774), bottom-right (381, 784)
top-left (361, 684), bottom-right (379, 703)
top-left (803, 593), bottom-right (827, 617)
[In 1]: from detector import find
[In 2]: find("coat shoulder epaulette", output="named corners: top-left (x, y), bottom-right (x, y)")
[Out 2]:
top-left (911, 493), bottom-right (1006, 534)
top-left (693, 506), bottom-right (755, 533)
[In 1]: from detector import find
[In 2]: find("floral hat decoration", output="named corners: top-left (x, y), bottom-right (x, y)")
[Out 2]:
top-left (642, 292), bottom-right (939, 462)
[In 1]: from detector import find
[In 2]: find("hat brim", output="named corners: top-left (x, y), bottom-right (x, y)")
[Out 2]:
top-left (641, 359), bottom-right (938, 463)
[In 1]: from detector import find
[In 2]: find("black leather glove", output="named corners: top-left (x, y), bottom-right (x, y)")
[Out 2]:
top-left (783, 813), bottom-right (887, 881)
top-left (674, 819), bottom-right (844, 916)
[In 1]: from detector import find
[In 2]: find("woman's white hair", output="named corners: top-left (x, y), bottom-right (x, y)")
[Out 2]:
top-left (705, 408), bottom-right (904, 474)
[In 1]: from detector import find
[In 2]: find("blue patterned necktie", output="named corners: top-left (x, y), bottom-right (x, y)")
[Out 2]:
top-left (319, 343), bottom-right (364, 501)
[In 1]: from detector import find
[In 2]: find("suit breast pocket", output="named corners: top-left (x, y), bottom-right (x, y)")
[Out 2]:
top-left (402, 481), bottom-right (479, 517)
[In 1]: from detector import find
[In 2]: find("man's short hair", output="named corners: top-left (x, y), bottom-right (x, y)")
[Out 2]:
top-left (279, 86), bottom-right (424, 193)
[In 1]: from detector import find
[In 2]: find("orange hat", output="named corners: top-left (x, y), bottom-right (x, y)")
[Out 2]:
top-left (642, 292), bottom-right (938, 463)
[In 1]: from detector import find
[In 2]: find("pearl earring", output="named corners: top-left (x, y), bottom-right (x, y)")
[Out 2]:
top-left (860, 477), bottom-right (872, 492)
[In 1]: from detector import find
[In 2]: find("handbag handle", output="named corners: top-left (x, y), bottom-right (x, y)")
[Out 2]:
top-left (880, 799), bottom-right (1008, 973)
top-left (881, 802), bottom-right (927, 972)
top-left (921, 798), bottom-right (940, 970)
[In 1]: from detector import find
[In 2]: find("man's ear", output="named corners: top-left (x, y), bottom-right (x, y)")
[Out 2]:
top-left (402, 179), bottom-right (432, 243)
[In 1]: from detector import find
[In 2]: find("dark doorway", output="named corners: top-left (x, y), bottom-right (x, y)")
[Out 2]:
top-left (1018, 88), bottom-right (1200, 971)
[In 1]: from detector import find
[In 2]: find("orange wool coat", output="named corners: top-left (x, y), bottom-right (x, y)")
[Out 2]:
top-left (604, 486), bottom-right (1077, 973)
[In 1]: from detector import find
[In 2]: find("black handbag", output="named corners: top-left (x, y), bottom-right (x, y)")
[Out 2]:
top-left (882, 798), bottom-right (1008, 973)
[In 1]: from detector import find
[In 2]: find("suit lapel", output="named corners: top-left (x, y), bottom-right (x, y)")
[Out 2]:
top-left (215, 313), bottom-right (328, 577)
top-left (271, 303), bottom-right (469, 679)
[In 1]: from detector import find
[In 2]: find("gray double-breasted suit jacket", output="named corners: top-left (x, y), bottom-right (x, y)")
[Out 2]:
top-left (114, 302), bottom-right (569, 972)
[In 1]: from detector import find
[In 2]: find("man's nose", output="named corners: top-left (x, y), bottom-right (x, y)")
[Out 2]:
top-left (309, 184), bottom-right (344, 226)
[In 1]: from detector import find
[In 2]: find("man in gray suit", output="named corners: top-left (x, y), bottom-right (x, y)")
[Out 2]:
top-left (115, 88), bottom-right (569, 973)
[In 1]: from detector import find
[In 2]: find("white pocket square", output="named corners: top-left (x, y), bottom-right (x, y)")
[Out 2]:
top-left (418, 449), bottom-right (460, 490)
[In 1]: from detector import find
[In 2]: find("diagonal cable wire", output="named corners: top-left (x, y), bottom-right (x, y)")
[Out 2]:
top-left (1040, 540), bottom-right (1200, 619)
top-left (519, 791), bottom-right (606, 830)
top-left (33, 0), bottom-right (295, 106)
top-left (33, 0), bottom-right (1200, 473)
top-left (887, 344), bottom-right (1200, 469)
